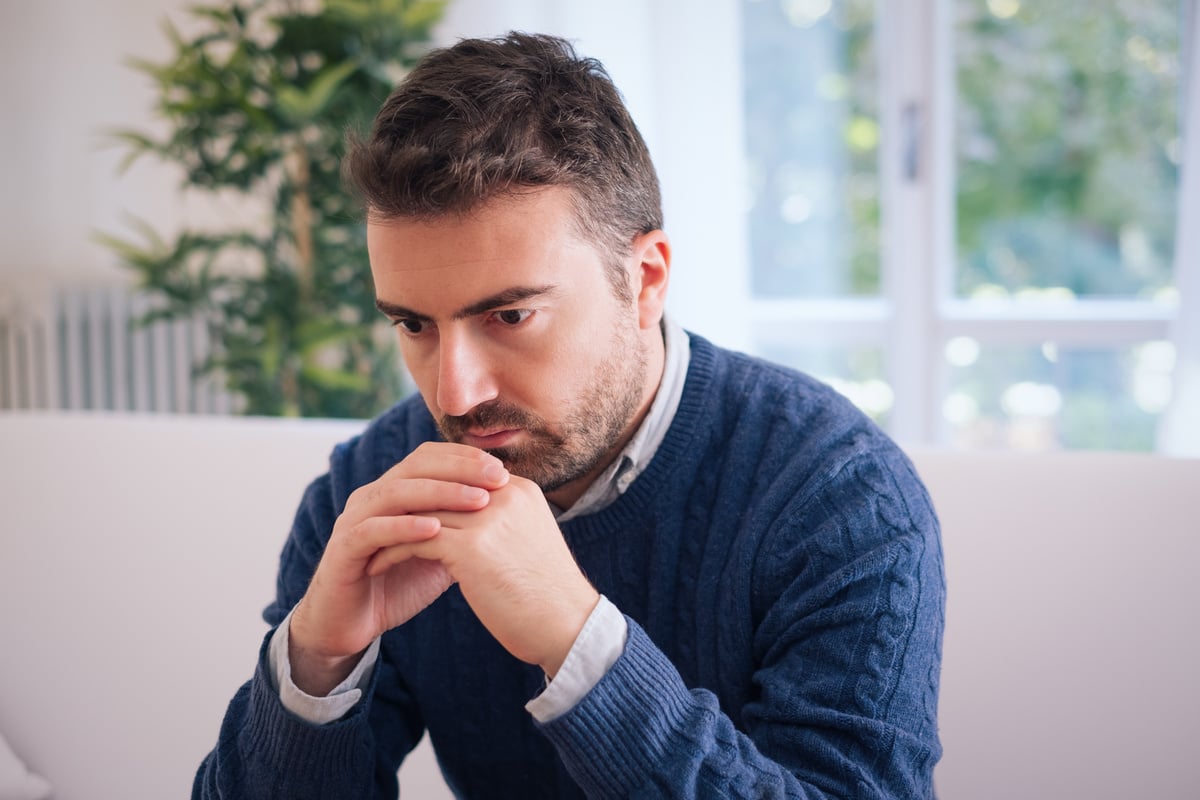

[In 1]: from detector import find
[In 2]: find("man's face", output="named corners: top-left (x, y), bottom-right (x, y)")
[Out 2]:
top-left (367, 187), bottom-right (662, 504)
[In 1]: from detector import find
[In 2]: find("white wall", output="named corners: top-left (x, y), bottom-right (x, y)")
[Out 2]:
top-left (0, 412), bottom-right (453, 799)
top-left (1, 1), bottom-right (178, 288)
top-left (922, 449), bottom-right (1200, 799)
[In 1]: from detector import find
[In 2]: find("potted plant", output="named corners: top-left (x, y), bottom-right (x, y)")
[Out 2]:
top-left (101, 0), bottom-right (446, 417)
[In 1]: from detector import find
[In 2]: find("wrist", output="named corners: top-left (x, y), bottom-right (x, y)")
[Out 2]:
top-left (287, 613), bottom-right (364, 697)
top-left (540, 588), bottom-right (601, 679)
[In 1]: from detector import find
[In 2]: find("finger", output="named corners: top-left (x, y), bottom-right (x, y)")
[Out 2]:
top-left (337, 514), bottom-right (443, 568)
top-left (347, 476), bottom-right (494, 520)
top-left (424, 479), bottom-right (533, 528)
top-left (386, 442), bottom-right (510, 488)
top-left (365, 536), bottom-right (448, 577)
top-left (323, 516), bottom-right (440, 581)
top-left (425, 509), bottom-right (472, 529)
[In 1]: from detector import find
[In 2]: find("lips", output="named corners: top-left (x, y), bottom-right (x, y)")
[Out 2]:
top-left (460, 428), bottom-right (522, 449)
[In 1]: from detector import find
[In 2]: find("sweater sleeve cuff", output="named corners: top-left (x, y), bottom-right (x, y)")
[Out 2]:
top-left (526, 594), bottom-right (628, 723)
top-left (232, 630), bottom-right (377, 792)
top-left (534, 617), bottom-right (699, 798)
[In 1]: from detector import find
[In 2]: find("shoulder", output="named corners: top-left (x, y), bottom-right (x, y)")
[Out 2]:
top-left (688, 334), bottom-right (870, 431)
top-left (689, 334), bottom-right (911, 475)
top-left (686, 333), bottom-right (936, 544)
top-left (686, 339), bottom-right (943, 631)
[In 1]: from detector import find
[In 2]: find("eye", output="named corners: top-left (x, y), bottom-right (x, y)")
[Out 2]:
top-left (494, 309), bottom-right (533, 326)
top-left (392, 317), bottom-right (425, 335)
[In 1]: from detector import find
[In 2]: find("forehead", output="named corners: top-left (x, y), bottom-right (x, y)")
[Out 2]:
top-left (366, 189), bottom-right (608, 311)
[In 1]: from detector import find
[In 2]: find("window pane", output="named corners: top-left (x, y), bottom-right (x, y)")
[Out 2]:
top-left (757, 341), bottom-right (892, 425)
top-left (942, 340), bottom-right (1174, 450)
top-left (954, 1), bottom-right (1181, 300)
top-left (742, 0), bottom-right (880, 297)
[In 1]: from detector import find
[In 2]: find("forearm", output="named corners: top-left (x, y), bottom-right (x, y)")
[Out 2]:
top-left (537, 620), bottom-right (937, 800)
top-left (536, 620), bottom-right (815, 799)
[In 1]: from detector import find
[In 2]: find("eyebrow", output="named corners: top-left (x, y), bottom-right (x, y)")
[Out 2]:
top-left (374, 284), bottom-right (559, 323)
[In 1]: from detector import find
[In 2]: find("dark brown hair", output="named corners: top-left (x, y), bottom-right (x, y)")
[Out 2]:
top-left (343, 32), bottom-right (662, 299)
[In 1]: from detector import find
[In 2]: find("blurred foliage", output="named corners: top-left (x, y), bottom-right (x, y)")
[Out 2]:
top-left (955, 0), bottom-right (1180, 298)
top-left (949, 0), bottom-right (1178, 451)
top-left (100, 0), bottom-right (446, 417)
top-left (742, 0), bottom-right (1179, 301)
top-left (743, 0), bottom-right (879, 297)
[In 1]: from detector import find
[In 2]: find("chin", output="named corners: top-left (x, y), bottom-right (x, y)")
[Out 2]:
top-left (489, 444), bottom-right (605, 496)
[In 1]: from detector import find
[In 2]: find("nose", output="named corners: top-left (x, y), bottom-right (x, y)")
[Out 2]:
top-left (434, 328), bottom-right (498, 418)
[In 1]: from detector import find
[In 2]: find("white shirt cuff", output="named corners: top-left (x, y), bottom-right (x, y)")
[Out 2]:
top-left (267, 606), bottom-right (380, 725)
top-left (525, 594), bottom-right (628, 723)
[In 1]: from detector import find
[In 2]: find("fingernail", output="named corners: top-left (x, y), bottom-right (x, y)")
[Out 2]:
top-left (483, 462), bottom-right (508, 483)
top-left (464, 486), bottom-right (489, 502)
top-left (413, 516), bottom-right (438, 533)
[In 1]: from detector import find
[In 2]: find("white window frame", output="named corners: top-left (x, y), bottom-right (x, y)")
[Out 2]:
top-left (747, 0), bottom-right (1188, 447)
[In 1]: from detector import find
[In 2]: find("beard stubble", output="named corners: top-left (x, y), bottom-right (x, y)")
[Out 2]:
top-left (437, 319), bottom-right (648, 493)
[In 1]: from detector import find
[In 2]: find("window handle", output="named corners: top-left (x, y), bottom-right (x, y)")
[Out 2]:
top-left (902, 101), bottom-right (922, 182)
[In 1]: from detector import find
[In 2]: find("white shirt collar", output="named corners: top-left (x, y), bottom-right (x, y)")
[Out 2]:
top-left (554, 315), bottom-right (691, 522)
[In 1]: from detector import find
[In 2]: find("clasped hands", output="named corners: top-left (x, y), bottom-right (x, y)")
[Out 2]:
top-left (289, 442), bottom-right (600, 697)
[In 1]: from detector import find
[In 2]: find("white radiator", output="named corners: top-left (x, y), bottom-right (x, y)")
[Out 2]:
top-left (0, 284), bottom-right (235, 414)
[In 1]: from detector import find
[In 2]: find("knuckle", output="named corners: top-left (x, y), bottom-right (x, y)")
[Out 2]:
top-left (348, 481), bottom-right (381, 508)
top-left (339, 517), bottom-right (370, 550)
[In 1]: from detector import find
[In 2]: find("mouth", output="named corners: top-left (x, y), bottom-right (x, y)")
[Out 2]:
top-left (459, 428), bottom-right (523, 449)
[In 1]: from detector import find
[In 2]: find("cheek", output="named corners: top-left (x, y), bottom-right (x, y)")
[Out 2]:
top-left (496, 338), bottom-right (591, 415)
top-left (541, 329), bottom-right (612, 389)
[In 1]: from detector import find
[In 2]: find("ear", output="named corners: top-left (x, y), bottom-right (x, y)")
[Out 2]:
top-left (629, 230), bottom-right (671, 331)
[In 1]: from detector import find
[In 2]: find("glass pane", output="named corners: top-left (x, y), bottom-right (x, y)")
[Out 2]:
top-left (757, 340), bottom-right (891, 425)
top-left (954, 1), bottom-right (1181, 300)
top-left (942, 339), bottom-right (1174, 450)
top-left (742, 0), bottom-right (880, 297)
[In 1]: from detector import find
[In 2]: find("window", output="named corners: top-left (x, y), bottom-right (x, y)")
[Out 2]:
top-left (740, 0), bottom-right (1192, 450)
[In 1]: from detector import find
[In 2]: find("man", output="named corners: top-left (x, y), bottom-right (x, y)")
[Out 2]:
top-left (195, 32), bottom-right (944, 799)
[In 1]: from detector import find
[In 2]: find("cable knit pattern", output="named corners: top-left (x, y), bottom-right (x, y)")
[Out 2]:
top-left (194, 333), bottom-right (944, 799)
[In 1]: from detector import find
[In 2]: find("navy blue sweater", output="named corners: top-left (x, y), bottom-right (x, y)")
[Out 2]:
top-left (195, 334), bottom-right (944, 799)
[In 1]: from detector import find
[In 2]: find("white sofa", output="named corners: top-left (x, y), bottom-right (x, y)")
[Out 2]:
top-left (1, 412), bottom-right (1197, 799)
